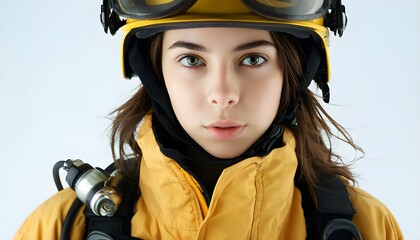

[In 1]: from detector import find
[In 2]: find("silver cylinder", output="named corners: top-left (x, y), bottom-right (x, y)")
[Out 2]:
top-left (91, 187), bottom-right (122, 216)
top-left (74, 168), bottom-right (109, 204)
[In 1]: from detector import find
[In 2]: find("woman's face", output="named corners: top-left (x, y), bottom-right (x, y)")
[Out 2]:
top-left (162, 28), bottom-right (283, 159)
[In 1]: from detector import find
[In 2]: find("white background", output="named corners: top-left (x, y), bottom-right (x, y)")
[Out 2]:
top-left (1, 1), bottom-right (419, 239)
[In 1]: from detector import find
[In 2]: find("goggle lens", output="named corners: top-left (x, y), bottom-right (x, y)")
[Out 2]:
top-left (112, 0), bottom-right (197, 19)
top-left (111, 0), bottom-right (330, 21)
top-left (241, 0), bottom-right (329, 20)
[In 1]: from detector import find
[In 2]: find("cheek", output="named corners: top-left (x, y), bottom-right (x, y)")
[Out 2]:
top-left (161, 51), bottom-right (206, 129)
top-left (163, 63), bottom-right (193, 109)
top-left (164, 75), bottom-right (205, 121)
top-left (243, 74), bottom-right (283, 119)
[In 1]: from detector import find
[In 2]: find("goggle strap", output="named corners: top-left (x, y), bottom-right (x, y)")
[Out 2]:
top-left (325, 0), bottom-right (347, 37)
top-left (101, 0), bottom-right (125, 35)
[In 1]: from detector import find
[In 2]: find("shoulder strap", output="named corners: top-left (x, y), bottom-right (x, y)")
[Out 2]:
top-left (296, 174), bottom-right (362, 240)
top-left (83, 161), bottom-right (142, 240)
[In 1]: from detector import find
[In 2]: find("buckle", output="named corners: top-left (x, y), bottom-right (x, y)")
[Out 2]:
top-left (325, 0), bottom-right (347, 37)
top-left (322, 219), bottom-right (362, 240)
top-left (100, 0), bottom-right (125, 35)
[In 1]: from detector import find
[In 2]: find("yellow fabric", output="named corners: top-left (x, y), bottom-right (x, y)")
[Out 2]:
top-left (14, 114), bottom-right (403, 239)
top-left (174, 164), bottom-right (209, 218)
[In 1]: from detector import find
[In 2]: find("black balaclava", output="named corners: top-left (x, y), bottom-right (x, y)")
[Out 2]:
top-left (127, 32), bottom-right (321, 200)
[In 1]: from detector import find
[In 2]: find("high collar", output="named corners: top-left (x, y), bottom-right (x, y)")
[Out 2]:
top-left (133, 114), bottom-right (301, 238)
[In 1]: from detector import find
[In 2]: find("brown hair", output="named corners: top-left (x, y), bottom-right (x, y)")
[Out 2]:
top-left (270, 32), bottom-right (362, 186)
top-left (109, 31), bottom-right (362, 187)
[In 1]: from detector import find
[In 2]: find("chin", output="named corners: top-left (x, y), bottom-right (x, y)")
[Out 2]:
top-left (205, 146), bottom-right (247, 160)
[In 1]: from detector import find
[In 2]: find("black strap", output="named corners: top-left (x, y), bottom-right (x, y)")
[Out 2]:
top-left (297, 174), bottom-right (362, 240)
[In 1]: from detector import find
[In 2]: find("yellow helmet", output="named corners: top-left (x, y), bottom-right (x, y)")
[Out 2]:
top-left (100, 0), bottom-right (347, 102)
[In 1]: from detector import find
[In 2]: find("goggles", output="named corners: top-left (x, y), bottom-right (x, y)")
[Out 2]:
top-left (111, 0), bottom-right (328, 21)
top-left (101, 0), bottom-right (347, 36)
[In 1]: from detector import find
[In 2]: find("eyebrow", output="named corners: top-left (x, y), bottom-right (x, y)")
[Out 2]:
top-left (234, 40), bottom-right (275, 51)
top-left (168, 41), bottom-right (207, 52)
top-left (167, 40), bottom-right (275, 52)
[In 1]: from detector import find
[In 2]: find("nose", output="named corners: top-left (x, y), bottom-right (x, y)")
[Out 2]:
top-left (207, 65), bottom-right (239, 108)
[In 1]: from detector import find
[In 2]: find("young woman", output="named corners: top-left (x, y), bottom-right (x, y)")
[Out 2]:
top-left (15, 0), bottom-right (403, 239)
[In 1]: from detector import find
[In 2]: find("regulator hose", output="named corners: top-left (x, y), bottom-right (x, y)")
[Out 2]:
top-left (53, 160), bottom-right (66, 191)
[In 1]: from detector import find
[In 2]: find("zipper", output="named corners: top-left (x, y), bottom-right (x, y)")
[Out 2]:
top-left (174, 163), bottom-right (209, 219)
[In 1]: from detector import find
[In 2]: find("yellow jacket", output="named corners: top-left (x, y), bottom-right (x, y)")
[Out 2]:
top-left (15, 115), bottom-right (403, 239)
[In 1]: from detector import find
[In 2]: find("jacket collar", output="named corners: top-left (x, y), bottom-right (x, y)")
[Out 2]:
top-left (135, 114), bottom-right (299, 237)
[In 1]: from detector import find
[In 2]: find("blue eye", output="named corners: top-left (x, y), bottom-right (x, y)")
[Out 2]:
top-left (179, 56), bottom-right (204, 67)
top-left (241, 55), bottom-right (267, 66)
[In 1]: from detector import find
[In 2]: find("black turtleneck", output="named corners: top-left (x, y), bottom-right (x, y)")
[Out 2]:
top-left (152, 115), bottom-right (284, 203)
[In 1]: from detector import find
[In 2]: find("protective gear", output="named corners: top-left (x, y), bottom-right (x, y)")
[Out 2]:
top-left (14, 115), bottom-right (403, 239)
top-left (109, 0), bottom-right (330, 21)
top-left (100, 0), bottom-right (347, 92)
top-left (53, 159), bottom-right (124, 217)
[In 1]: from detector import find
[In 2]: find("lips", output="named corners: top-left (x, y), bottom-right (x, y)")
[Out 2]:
top-left (204, 120), bottom-right (245, 140)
